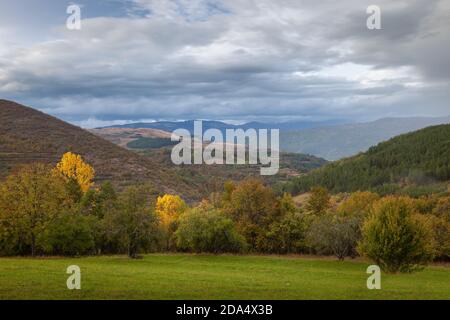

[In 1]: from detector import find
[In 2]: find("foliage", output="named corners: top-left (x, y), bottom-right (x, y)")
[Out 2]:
top-left (79, 182), bottom-right (117, 218)
top-left (422, 214), bottom-right (450, 260)
top-left (284, 125), bottom-right (450, 194)
top-left (175, 207), bottom-right (246, 253)
top-left (103, 186), bottom-right (161, 258)
top-left (155, 194), bottom-right (188, 249)
top-left (0, 163), bottom-right (72, 256)
top-left (155, 194), bottom-right (187, 230)
top-left (358, 197), bottom-right (436, 273)
top-left (38, 211), bottom-right (97, 256)
top-left (337, 191), bottom-right (380, 217)
top-left (55, 152), bottom-right (95, 193)
top-left (305, 186), bottom-right (331, 215)
top-left (223, 178), bottom-right (281, 250)
top-left (433, 196), bottom-right (450, 220)
top-left (261, 211), bottom-right (309, 254)
top-left (307, 214), bottom-right (360, 260)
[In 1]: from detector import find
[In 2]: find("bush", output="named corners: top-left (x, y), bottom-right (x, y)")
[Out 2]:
top-left (175, 207), bottom-right (246, 253)
top-left (422, 214), bottom-right (450, 260)
top-left (38, 211), bottom-right (97, 256)
top-left (358, 197), bottom-right (435, 273)
top-left (260, 211), bottom-right (309, 254)
top-left (307, 214), bottom-right (360, 260)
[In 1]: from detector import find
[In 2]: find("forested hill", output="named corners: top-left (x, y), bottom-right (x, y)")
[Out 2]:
top-left (283, 124), bottom-right (450, 194)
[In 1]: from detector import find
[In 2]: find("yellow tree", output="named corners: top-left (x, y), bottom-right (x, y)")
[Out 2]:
top-left (55, 152), bottom-right (95, 193)
top-left (155, 194), bottom-right (187, 249)
top-left (156, 194), bottom-right (187, 229)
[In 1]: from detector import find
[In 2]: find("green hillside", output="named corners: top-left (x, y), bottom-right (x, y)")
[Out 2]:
top-left (283, 124), bottom-right (450, 194)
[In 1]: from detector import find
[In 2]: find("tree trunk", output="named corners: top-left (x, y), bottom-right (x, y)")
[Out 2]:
top-left (31, 233), bottom-right (36, 257)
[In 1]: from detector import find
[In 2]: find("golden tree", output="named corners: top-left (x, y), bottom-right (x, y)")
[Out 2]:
top-left (56, 152), bottom-right (95, 193)
top-left (155, 194), bottom-right (187, 229)
top-left (155, 194), bottom-right (187, 250)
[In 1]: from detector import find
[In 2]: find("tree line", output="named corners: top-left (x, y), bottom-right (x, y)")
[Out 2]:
top-left (0, 152), bottom-right (448, 273)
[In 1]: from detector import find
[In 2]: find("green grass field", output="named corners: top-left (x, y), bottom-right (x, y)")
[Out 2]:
top-left (0, 254), bottom-right (448, 300)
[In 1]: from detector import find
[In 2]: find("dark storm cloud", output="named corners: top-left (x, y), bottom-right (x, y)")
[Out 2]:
top-left (0, 0), bottom-right (449, 127)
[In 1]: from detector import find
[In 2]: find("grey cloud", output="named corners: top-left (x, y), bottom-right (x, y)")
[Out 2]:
top-left (0, 0), bottom-right (449, 126)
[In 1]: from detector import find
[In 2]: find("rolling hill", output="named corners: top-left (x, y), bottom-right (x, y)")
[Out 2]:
top-left (283, 124), bottom-right (450, 195)
top-left (0, 100), bottom-right (206, 200)
top-left (101, 119), bottom-right (344, 132)
top-left (0, 100), bottom-right (327, 201)
top-left (103, 116), bottom-right (450, 161)
top-left (89, 127), bottom-right (328, 192)
top-left (280, 117), bottom-right (450, 160)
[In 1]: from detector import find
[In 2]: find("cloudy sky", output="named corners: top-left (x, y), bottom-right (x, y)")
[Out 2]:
top-left (0, 0), bottom-right (449, 127)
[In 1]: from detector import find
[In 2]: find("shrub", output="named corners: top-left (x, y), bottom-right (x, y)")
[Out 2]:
top-left (260, 212), bottom-right (309, 254)
top-left (38, 211), bottom-right (97, 256)
top-left (175, 207), bottom-right (246, 253)
top-left (422, 214), bottom-right (450, 260)
top-left (358, 197), bottom-right (435, 273)
top-left (307, 214), bottom-right (360, 260)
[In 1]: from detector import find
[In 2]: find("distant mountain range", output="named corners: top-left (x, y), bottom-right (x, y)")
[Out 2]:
top-left (280, 117), bottom-right (450, 160)
top-left (101, 119), bottom-right (346, 132)
top-left (102, 116), bottom-right (450, 160)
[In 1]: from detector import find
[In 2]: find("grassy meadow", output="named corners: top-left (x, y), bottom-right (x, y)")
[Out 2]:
top-left (0, 254), bottom-right (448, 300)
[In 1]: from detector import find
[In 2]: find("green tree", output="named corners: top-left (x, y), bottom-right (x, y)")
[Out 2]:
top-left (175, 206), bottom-right (246, 253)
top-left (103, 186), bottom-right (161, 258)
top-left (79, 182), bottom-right (117, 218)
top-left (358, 197), bottom-right (435, 273)
top-left (0, 164), bottom-right (72, 256)
top-left (262, 211), bottom-right (309, 254)
top-left (38, 210), bottom-right (97, 256)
